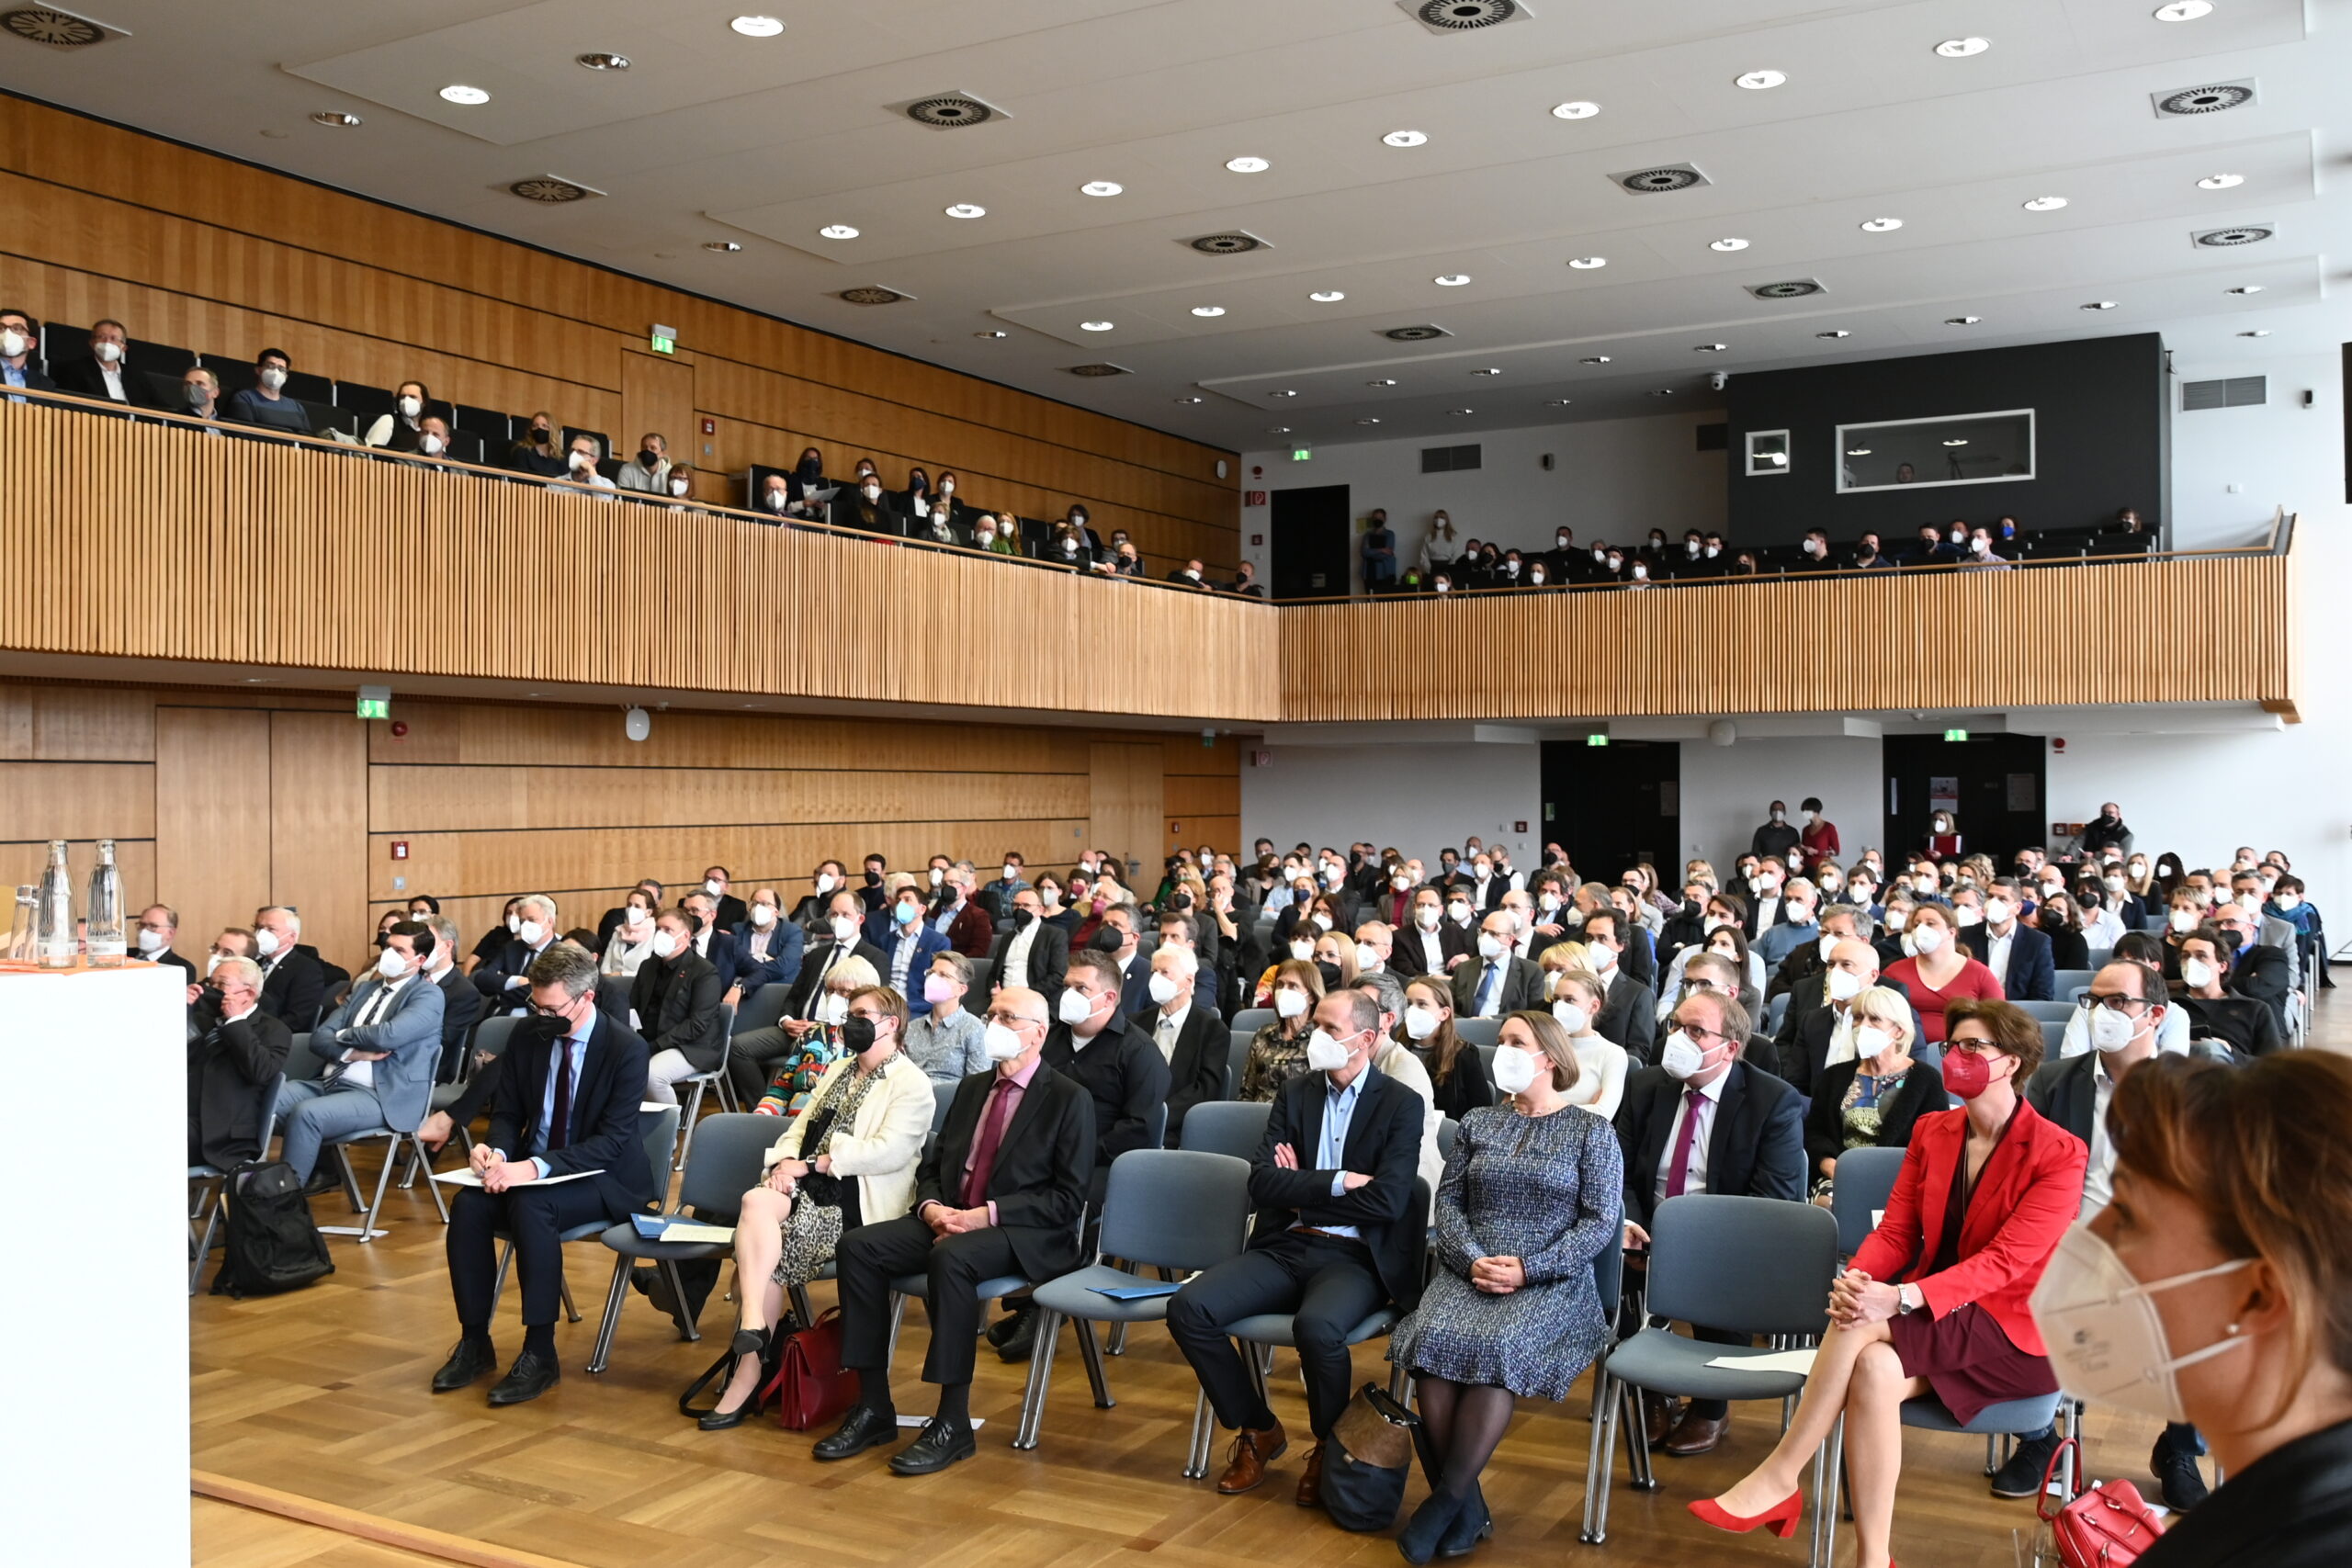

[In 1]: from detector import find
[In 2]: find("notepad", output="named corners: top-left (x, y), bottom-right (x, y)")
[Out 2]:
top-left (432, 1168), bottom-right (603, 1189)
top-left (1091, 1281), bottom-right (1184, 1302)
top-left (1704, 1348), bottom-right (1818, 1376)
top-left (629, 1214), bottom-right (735, 1244)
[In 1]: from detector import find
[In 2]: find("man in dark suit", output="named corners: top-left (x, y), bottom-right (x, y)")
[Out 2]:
top-left (789, 862), bottom-right (849, 931)
top-left (2213, 901), bottom-right (2293, 1034)
top-left (728, 889), bottom-right (889, 1103)
top-left (135, 902), bottom-right (196, 981)
top-left (1141, 942), bottom-right (1227, 1143)
top-left (1775, 940), bottom-right (1916, 1099)
top-left (678, 890), bottom-right (738, 991)
top-left (1613, 987), bottom-right (1805, 1456)
top-left (813, 985), bottom-right (1093, 1475)
top-left (1581, 908), bottom-right (1659, 1066)
top-left (698, 866), bottom-right (749, 937)
top-left (252, 906), bottom-right (327, 1030)
top-left (1393, 887), bottom-right (1473, 979)
top-left (1041, 951), bottom-right (1171, 1206)
top-left (1741, 861), bottom-right (1792, 942)
top-left (1973, 881), bottom-right (2055, 1001)
top-left (433, 943), bottom-right (654, 1407)
top-left (0, 306), bottom-right (55, 400)
top-left (632, 908), bottom-right (727, 1105)
top-left (988, 887), bottom-right (1070, 1007)
top-left (1451, 910), bottom-right (1543, 1021)
top-left (424, 914), bottom-right (484, 1062)
top-left (50, 319), bottom-right (167, 410)
top-left (470, 895), bottom-right (562, 1015)
top-left (187, 955), bottom-right (292, 1168)
top-left (934, 863), bottom-right (995, 958)
top-left (1167, 988), bottom-right (1426, 1501)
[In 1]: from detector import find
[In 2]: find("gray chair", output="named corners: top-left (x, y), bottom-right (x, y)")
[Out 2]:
top-left (2083, 947), bottom-right (2112, 973)
top-left (490, 1105), bottom-right (679, 1325)
top-left (1829, 1146), bottom-right (1905, 1258)
top-left (586, 1111), bottom-right (772, 1373)
top-left (1227, 1028), bottom-right (1255, 1095)
top-left (1180, 1099), bottom-right (1271, 1161)
top-left (188, 1071), bottom-right (286, 1294)
top-left (1580, 1193), bottom-right (1840, 1543)
top-left (2040, 1020), bottom-right (2065, 1056)
top-left (2052, 968), bottom-right (2098, 1000)
top-left (671, 1001), bottom-right (739, 1168)
top-left (1230, 1007), bottom-right (1273, 1035)
top-left (2017, 999), bottom-right (2075, 1024)
top-left (281, 1031), bottom-right (325, 1081)
top-left (1436, 1116), bottom-right (1459, 1161)
top-left (733, 984), bottom-right (791, 1034)
top-left (1014, 1148), bottom-right (1252, 1462)
top-left (930, 1075), bottom-right (960, 1134)
top-left (1814, 1392), bottom-right (2072, 1568)
top-left (1453, 1017), bottom-right (1502, 1048)
top-left (1764, 991), bottom-right (1792, 1035)
top-left (410, 1015), bottom-right (522, 1180)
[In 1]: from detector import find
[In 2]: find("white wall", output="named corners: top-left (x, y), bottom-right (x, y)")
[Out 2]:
top-left (1242, 741), bottom-right (1541, 872)
top-left (2166, 349), bottom-right (2339, 549)
top-left (1238, 411), bottom-right (1727, 593)
top-left (1674, 736), bottom-right (1885, 879)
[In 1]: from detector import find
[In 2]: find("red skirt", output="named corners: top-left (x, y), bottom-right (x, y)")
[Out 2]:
top-left (1887, 1301), bottom-right (2056, 1425)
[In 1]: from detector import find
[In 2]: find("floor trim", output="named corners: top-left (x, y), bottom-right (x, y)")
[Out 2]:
top-left (191, 1472), bottom-right (588, 1568)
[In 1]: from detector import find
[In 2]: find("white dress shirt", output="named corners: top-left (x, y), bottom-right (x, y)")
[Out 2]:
top-left (1416, 925), bottom-right (1448, 972)
top-left (1152, 1000), bottom-right (1191, 1064)
top-left (1001, 919), bottom-right (1041, 989)
top-left (334, 972), bottom-right (413, 1088)
top-left (1985, 926), bottom-right (2016, 988)
top-left (2081, 1053), bottom-right (2120, 1220)
top-left (1653, 1069), bottom-right (1730, 1205)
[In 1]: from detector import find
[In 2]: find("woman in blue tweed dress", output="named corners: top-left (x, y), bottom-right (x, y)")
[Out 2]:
top-left (1387, 1009), bottom-right (1624, 1562)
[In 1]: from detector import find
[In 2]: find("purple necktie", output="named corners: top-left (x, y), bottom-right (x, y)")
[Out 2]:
top-left (548, 1038), bottom-right (577, 1152)
top-left (1664, 1088), bottom-right (1705, 1200)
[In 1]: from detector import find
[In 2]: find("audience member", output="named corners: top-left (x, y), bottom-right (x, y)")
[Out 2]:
top-left (752, 957), bottom-right (881, 1116)
top-left (616, 432), bottom-right (672, 492)
top-left (473, 895), bottom-right (561, 1013)
top-left (136, 902), bottom-right (194, 978)
top-left (363, 380), bottom-right (433, 450)
top-left (187, 955), bottom-right (292, 1168)
top-left (1400, 976), bottom-right (1490, 1121)
top-left (1549, 967), bottom-right (1630, 1119)
top-left (558, 433), bottom-right (615, 494)
top-left (992, 886), bottom-right (1070, 1003)
top-left (903, 952), bottom-right (989, 1085)
top-left (1804, 985), bottom-right (1947, 1201)
top-left (876, 879), bottom-right (953, 1011)
top-left (224, 347), bottom-right (311, 434)
top-left (726, 886), bottom-right (804, 1003)
top-left (632, 908), bottom-right (726, 1105)
top-left (0, 307), bottom-right (55, 398)
top-left (53, 318), bottom-right (164, 409)
top-left (1145, 941), bottom-right (1227, 1142)
top-left (252, 905), bottom-right (327, 1029)
top-left (1883, 902), bottom-right (2002, 1045)
top-left (1577, 908), bottom-right (1658, 1064)
top-left (1038, 950), bottom-right (1170, 1211)
top-left (600, 888), bottom-right (660, 979)
top-left (1453, 910), bottom-right (1542, 1021)
top-left (276, 920), bottom-right (446, 1190)
top-left (2174, 928), bottom-right (2283, 1057)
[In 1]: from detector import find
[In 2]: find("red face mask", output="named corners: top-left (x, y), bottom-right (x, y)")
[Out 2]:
top-left (1943, 1046), bottom-right (1998, 1100)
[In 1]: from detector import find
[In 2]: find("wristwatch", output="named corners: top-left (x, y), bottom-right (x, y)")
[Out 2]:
top-left (1895, 1284), bottom-right (1922, 1314)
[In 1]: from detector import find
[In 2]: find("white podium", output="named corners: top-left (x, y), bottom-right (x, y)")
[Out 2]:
top-left (0, 962), bottom-right (188, 1563)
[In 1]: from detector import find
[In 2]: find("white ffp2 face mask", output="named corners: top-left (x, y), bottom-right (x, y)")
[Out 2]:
top-left (1147, 972), bottom-right (1181, 1007)
top-left (983, 1021), bottom-right (1025, 1061)
top-left (1057, 987), bottom-right (1095, 1025)
top-left (1658, 1030), bottom-right (1705, 1080)
top-left (818, 994), bottom-right (850, 1026)
top-left (1273, 988), bottom-right (1309, 1020)
top-left (1305, 1029), bottom-right (1352, 1073)
top-left (2029, 1224), bottom-right (2253, 1423)
top-left (1403, 1004), bottom-right (1440, 1041)
top-left (1551, 1000), bottom-right (1589, 1035)
top-left (1491, 1044), bottom-right (1540, 1097)
top-left (1826, 966), bottom-right (1864, 1004)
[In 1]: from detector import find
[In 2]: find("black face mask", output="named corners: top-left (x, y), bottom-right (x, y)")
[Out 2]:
top-left (1012, 908), bottom-right (1035, 931)
top-left (797, 457), bottom-right (821, 477)
top-left (1090, 928), bottom-right (1125, 953)
top-left (374, 933), bottom-right (390, 948)
top-left (637, 448), bottom-right (659, 468)
top-left (1172, 891), bottom-right (1193, 909)
top-left (1314, 960), bottom-right (1344, 988)
top-left (863, 870), bottom-right (882, 886)
top-left (530, 425), bottom-right (550, 442)
top-left (838, 1015), bottom-right (876, 1053)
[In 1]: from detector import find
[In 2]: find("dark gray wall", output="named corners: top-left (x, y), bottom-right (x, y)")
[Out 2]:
top-left (1724, 333), bottom-right (2166, 546)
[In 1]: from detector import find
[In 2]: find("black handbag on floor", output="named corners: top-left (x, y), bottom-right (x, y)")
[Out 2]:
top-left (209, 1159), bottom-right (334, 1298)
top-left (1321, 1382), bottom-right (1429, 1531)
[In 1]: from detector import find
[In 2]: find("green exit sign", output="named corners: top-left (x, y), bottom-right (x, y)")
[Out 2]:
top-left (1291, 446), bottom-right (1312, 462)
top-left (1586, 733), bottom-right (1610, 747)
top-left (1943, 728), bottom-right (1970, 742)
top-left (356, 684), bottom-right (390, 721)
top-left (650, 322), bottom-right (678, 355)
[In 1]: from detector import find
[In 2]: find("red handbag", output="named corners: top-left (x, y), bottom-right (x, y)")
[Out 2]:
top-left (2036, 1437), bottom-right (2168, 1566)
top-left (760, 1307), bottom-right (857, 1431)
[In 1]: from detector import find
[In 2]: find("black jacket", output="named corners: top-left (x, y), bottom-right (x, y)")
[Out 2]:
top-left (920, 1062), bottom-right (1095, 1281)
top-left (435, 965), bottom-right (483, 1054)
top-left (485, 1013), bottom-right (656, 1222)
top-left (2137, 1416), bottom-right (2352, 1568)
top-left (628, 949), bottom-right (727, 1071)
top-left (989, 918), bottom-right (1071, 1005)
top-left (53, 352), bottom-right (168, 410)
top-left (1413, 1038), bottom-right (1494, 1122)
top-left (471, 937), bottom-right (559, 1007)
top-left (2179, 993), bottom-right (2283, 1057)
top-left (1042, 1008), bottom-right (1171, 1199)
top-left (1777, 980), bottom-right (1916, 1099)
top-left (1151, 1000), bottom-right (1229, 1143)
top-left (2226, 943), bottom-right (2293, 1032)
top-left (1594, 971), bottom-right (1660, 1066)
top-left (257, 946), bottom-right (327, 1030)
top-left (1612, 1060), bottom-right (1807, 1232)
top-left (1804, 1057), bottom-right (1948, 1178)
top-left (1249, 1066), bottom-right (1428, 1311)
top-left (2024, 1050), bottom-right (2099, 1145)
top-left (187, 1002), bottom-right (292, 1168)
top-left (1390, 919), bottom-right (1473, 978)
top-left (780, 937), bottom-right (890, 1021)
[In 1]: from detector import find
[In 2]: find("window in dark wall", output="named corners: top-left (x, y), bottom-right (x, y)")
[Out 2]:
top-left (1542, 740), bottom-right (1680, 883)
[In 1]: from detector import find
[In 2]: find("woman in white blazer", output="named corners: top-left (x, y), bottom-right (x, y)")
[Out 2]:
top-left (695, 985), bottom-right (933, 1429)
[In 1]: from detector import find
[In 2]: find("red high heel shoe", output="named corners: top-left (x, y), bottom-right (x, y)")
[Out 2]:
top-left (1687, 1489), bottom-right (1804, 1539)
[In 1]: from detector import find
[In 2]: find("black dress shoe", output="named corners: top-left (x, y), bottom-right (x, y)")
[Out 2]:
top-left (1990, 1432), bottom-right (2064, 1500)
top-left (888, 1416), bottom-right (977, 1476)
top-left (486, 1349), bottom-right (561, 1406)
top-left (994, 1306), bottom-right (1041, 1363)
top-left (983, 1312), bottom-right (1023, 1348)
top-left (430, 1337), bottom-right (496, 1393)
top-left (2154, 1450), bottom-right (2210, 1513)
top-left (300, 1169), bottom-right (343, 1199)
top-left (813, 1404), bottom-right (898, 1462)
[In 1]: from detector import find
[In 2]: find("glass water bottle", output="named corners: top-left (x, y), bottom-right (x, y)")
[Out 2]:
top-left (85, 839), bottom-right (125, 967)
top-left (6, 885), bottom-right (34, 963)
top-left (36, 840), bottom-right (74, 969)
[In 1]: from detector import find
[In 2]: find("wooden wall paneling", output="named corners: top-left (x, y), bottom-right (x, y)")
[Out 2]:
top-left (619, 351), bottom-right (697, 472)
top-left (1089, 743), bottom-right (1166, 880)
top-left (269, 711), bottom-right (369, 974)
top-left (153, 706), bottom-right (273, 964)
top-left (0, 836), bottom-right (153, 921)
top-left (0, 761), bottom-right (155, 841)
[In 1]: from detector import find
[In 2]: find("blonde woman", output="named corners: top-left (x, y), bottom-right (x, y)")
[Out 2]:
top-left (1804, 985), bottom-right (1948, 1203)
top-left (1547, 968), bottom-right (1629, 1119)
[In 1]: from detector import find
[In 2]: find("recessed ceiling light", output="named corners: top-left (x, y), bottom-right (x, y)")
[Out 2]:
top-left (1366, 378), bottom-right (1397, 387)
top-left (1449, 408), bottom-right (1475, 415)
top-left (1859, 217), bottom-right (1904, 233)
top-left (1080, 320), bottom-right (1114, 332)
top-left (1694, 343), bottom-right (1728, 353)
top-left (310, 110), bottom-right (362, 129)
top-left (1736, 69), bottom-right (1786, 90)
top-left (1649, 388), bottom-right (1676, 396)
top-left (1079, 183), bottom-right (1125, 202)
top-left (1551, 100), bottom-right (1600, 119)
top-left (1946, 315), bottom-right (1983, 325)
top-left (1472, 367), bottom-right (1501, 376)
top-left (1709, 237), bottom-right (1749, 252)
top-left (819, 223), bottom-right (859, 239)
top-left (1546, 398), bottom-right (1572, 406)
top-left (1846, 447), bottom-right (1872, 457)
top-left (2082, 300), bottom-right (2119, 310)
top-left (2198, 173), bottom-right (2244, 190)
top-left (1566, 255), bottom-right (1606, 269)
top-left (439, 85), bottom-right (490, 106)
top-left (1266, 426), bottom-right (1292, 434)
top-left (1308, 289), bottom-right (1346, 302)
top-left (576, 51), bottom-right (630, 71)
top-left (974, 330), bottom-right (1007, 339)
top-left (1225, 155), bottom-right (1271, 174)
top-left (2226, 285), bottom-right (2264, 295)
top-left (2021, 196), bottom-right (2068, 212)
top-left (1816, 329), bottom-right (1851, 339)
top-left (729, 15), bottom-right (785, 37)
top-left (1272, 389), bottom-right (1298, 398)
top-left (1941, 439), bottom-right (1970, 447)
top-left (1355, 418), bottom-right (1382, 425)
top-left (702, 241), bottom-right (741, 253)
top-left (1173, 395), bottom-right (1204, 403)
top-left (1579, 355), bottom-right (1611, 365)
top-left (2154, 0), bottom-right (2211, 18)
top-left (1434, 274), bottom-right (1471, 287)
top-left (944, 203), bottom-right (986, 219)
top-left (1935, 37), bottom-right (1991, 57)
top-left (1191, 306), bottom-right (1226, 318)
top-left (1383, 130), bottom-right (1429, 148)
top-left (2238, 330), bottom-right (2271, 338)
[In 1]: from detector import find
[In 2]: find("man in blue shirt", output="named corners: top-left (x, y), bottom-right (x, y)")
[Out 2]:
top-left (223, 346), bottom-right (311, 435)
top-left (0, 307), bottom-right (55, 402)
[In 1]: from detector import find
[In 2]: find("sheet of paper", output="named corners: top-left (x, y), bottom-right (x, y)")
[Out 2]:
top-left (1872, 1209), bottom-right (1885, 1228)
top-left (1091, 1282), bottom-right (1183, 1302)
top-left (431, 1168), bottom-right (604, 1189)
top-left (897, 1415), bottom-right (985, 1430)
top-left (1704, 1348), bottom-right (1819, 1376)
top-left (656, 1221), bottom-right (735, 1244)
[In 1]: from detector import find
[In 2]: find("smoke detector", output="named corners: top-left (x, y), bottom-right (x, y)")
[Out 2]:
top-left (1065, 363), bottom-right (1131, 378)
top-left (838, 287), bottom-right (912, 305)
top-left (1748, 278), bottom-right (1826, 299)
top-left (1612, 163), bottom-right (1711, 195)
top-left (0, 6), bottom-right (123, 47)
top-left (508, 175), bottom-right (605, 203)
top-left (1185, 230), bottom-right (1272, 255)
top-left (1379, 324), bottom-right (1453, 342)
top-left (891, 92), bottom-right (1009, 129)
top-left (1401, 0), bottom-right (1532, 33)
top-left (2152, 80), bottom-right (2256, 118)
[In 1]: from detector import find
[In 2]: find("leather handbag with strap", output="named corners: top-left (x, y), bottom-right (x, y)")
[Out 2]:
top-left (2036, 1437), bottom-right (2167, 1566)
top-left (763, 1307), bottom-right (857, 1431)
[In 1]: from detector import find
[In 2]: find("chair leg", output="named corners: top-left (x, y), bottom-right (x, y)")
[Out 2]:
top-left (1013, 1309), bottom-right (1061, 1450)
top-left (1584, 1371), bottom-right (1621, 1542)
top-left (1244, 1339), bottom-right (1270, 1406)
top-left (1624, 1383), bottom-right (1658, 1492)
top-left (559, 1263), bottom-right (580, 1325)
top-left (188, 1189), bottom-right (224, 1296)
top-left (673, 1080), bottom-right (706, 1170)
top-left (1387, 1357), bottom-right (1411, 1404)
top-left (660, 1260), bottom-right (701, 1342)
top-left (1073, 1316), bottom-right (1115, 1410)
top-left (1811, 1412), bottom-right (1847, 1568)
top-left (886, 1292), bottom-right (910, 1372)
top-left (1984, 1432), bottom-right (2001, 1475)
top-left (417, 1137), bottom-right (449, 1223)
top-left (586, 1254), bottom-right (631, 1374)
top-left (336, 1144), bottom-right (367, 1213)
top-left (787, 1283), bottom-right (815, 1325)
top-left (357, 1139), bottom-right (398, 1242)
top-left (1184, 1388), bottom-right (1216, 1480)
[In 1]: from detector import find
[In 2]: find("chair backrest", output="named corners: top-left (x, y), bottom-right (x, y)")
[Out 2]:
top-left (1230, 1007), bottom-right (1273, 1035)
top-left (1181, 1100), bottom-right (1270, 1160)
top-left (2040, 1020), bottom-right (2064, 1056)
top-left (931, 1075), bottom-right (961, 1134)
top-left (1647, 1193), bottom-right (1838, 1336)
top-left (1763, 991), bottom-right (1792, 1035)
top-left (2053, 968), bottom-right (2097, 996)
top-left (474, 1014), bottom-right (521, 1060)
top-left (1831, 1146), bottom-right (1908, 1258)
top-left (1227, 1028), bottom-right (1254, 1094)
top-left (709, 1004), bottom-right (735, 1072)
top-left (254, 1071), bottom-right (287, 1150)
top-left (2018, 999), bottom-right (2075, 1023)
top-left (735, 983), bottom-right (791, 1033)
top-left (2083, 947), bottom-right (2112, 973)
top-left (676, 1113), bottom-right (775, 1220)
top-left (1454, 1017), bottom-right (1502, 1048)
top-left (283, 1032), bottom-right (326, 1080)
top-left (1143, 1100), bottom-right (1170, 1147)
top-left (1436, 1115), bottom-right (1459, 1160)
top-left (1099, 1149), bottom-right (1252, 1272)
top-left (1593, 1235), bottom-right (1624, 1318)
top-left (636, 1104), bottom-right (681, 1199)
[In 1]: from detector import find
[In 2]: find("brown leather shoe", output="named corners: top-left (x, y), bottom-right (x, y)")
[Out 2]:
top-left (1295, 1441), bottom-right (1325, 1507)
top-left (1662, 1409), bottom-right (1729, 1457)
top-left (1642, 1395), bottom-right (1685, 1449)
top-left (1215, 1418), bottom-right (1289, 1495)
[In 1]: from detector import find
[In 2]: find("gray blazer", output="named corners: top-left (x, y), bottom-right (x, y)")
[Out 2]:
top-left (2259, 914), bottom-right (2302, 995)
top-left (314, 975), bottom-right (446, 1132)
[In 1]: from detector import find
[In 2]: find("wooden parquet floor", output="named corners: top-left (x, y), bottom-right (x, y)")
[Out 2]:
top-left (191, 996), bottom-right (2352, 1568)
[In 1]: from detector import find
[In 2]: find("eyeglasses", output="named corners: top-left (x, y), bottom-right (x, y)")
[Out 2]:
top-left (982, 1011), bottom-right (1037, 1030)
top-left (1677, 1021), bottom-right (1734, 1047)
top-left (1947, 1035), bottom-right (2003, 1055)
top-left (526, 999), bottom-right (575, 1018)
top-left (2083, 992), bottom-right (2153, 1015)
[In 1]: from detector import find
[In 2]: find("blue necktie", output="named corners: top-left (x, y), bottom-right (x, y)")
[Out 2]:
top-left (1476, 962), bottom-right (1499, 1015)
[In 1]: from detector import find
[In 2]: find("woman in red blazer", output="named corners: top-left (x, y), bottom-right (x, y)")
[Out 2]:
top-left (1693, 998), bottom-right (2086, 1568)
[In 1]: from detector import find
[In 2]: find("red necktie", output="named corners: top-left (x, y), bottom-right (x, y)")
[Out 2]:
top-left (1664, 1088), bottom-right (1704, 1199)
top-left (959, 1077), bottom-right (1018, 1208)
top-left (548, 1036), bottom-right (577, 1152)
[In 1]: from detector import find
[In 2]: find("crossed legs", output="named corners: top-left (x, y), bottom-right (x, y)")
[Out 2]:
top-left (713, 1185), bottom-right (793, 1413)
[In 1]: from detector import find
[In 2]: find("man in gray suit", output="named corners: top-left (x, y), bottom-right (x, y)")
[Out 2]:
top-left (275, 920), bottom-right (446, 1192)
top-left (1449, 909), bottom-right (1543, 1020)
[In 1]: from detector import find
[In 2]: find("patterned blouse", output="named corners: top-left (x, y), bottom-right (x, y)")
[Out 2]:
top-left (755, 1026), bottom-right (846, 1117)
top-left (1240, 1021), bottom-right (1314, 1102)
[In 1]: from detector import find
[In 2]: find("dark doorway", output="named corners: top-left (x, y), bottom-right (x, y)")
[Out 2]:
top-left (1270, 483), bottom-right (1351, 600)
top-left (1542, 739), bottom-right (1681, 883)
top-left (1882, 732), bottom-right (2048, 865)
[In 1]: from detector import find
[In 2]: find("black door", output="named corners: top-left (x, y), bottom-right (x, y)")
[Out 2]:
top-left (1270, 483), bottom-right (1351, 600)
top-left (1541, 739), bottom-right (1681, 883)
top-left (1882, 732), bottom-right (2047, 866)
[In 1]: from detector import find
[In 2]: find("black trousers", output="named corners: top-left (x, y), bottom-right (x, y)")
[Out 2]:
top-left (836, 1213), bottom-right (1021, 1390)
top-left (447, 1181), bottom-right (610, 1333)
top-left (728, 1026), bottom-right (799, 1105)
top-left (1166, 1230), bottom-right (1387, 1439)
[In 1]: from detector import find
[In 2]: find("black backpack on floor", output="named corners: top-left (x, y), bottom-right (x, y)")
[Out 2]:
top-left (209, 1159), bottom-right (334, 1298)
